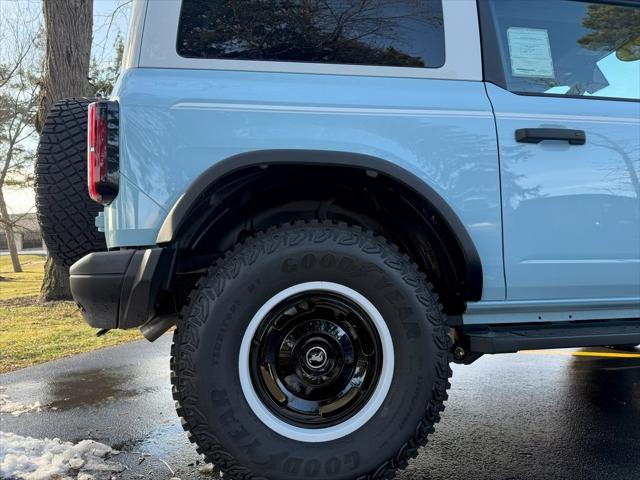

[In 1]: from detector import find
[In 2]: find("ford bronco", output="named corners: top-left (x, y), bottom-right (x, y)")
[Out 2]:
top-left (35, 0), bottom-right (640, 479)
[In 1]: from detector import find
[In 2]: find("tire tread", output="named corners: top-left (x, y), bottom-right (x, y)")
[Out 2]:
top-left (171, 220), bottom-right (452, 480)
top-left (35, 97), bottom-right (106, 267)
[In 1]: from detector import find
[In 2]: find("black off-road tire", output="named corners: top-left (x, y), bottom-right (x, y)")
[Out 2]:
top-left (35, 97), bottom-right (106, 267)
top-left (171, 221), bottom-right (452, 480)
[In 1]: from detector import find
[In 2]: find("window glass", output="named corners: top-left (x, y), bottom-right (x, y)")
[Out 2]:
top-left (177, 0), bottom-right (445, 68)
top-left (488, 0), bottom-right (640, 100)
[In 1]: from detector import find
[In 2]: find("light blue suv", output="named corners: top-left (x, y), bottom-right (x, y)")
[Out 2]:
top-left (35, 0), bottom-right (639, 478)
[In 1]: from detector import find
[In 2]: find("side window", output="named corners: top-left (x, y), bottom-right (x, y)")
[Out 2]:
top-left (177, 0), bottom-right (445, 68)
top-left (485, 0), bottom-right (640, 101)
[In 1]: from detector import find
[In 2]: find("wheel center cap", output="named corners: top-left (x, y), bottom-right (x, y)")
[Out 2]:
top-left (305, 346), bottom-right (328, 370)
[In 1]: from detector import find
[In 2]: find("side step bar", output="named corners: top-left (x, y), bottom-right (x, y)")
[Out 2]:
top-left (460, 319), bottom-right (640, 354)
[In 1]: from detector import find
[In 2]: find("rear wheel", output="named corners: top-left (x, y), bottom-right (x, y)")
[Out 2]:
top-left (171, 221), bottom-right (451, 479)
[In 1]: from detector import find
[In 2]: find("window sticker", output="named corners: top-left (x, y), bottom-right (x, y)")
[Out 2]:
top-left (507, 27), bottom-right (555, 79)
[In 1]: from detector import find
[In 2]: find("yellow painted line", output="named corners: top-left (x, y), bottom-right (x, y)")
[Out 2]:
top-left (571, 351), bottom-right (640, 358)
top-left (520, 350), bottom-right (640, 359)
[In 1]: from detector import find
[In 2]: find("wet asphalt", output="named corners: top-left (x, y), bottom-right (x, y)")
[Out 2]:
top-left (1, 335), bottom-right (639, 480)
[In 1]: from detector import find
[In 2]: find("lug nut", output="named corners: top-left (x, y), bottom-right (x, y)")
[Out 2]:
top-left (453, 346), bottom-right (466, 360)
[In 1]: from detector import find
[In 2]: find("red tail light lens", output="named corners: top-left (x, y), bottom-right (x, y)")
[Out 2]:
top-left (87, 101), bottom-right (119, 205)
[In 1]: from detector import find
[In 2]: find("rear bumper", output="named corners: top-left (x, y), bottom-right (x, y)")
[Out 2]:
top-left (70, 248), bottom-right (171, 329)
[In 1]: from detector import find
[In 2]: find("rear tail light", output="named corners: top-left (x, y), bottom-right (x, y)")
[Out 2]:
top-left (87, 100), bottom-right (119, 205)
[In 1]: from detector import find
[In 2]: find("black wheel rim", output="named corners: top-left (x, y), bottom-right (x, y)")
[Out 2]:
top-left (249, 291), bottom-right (383, 429)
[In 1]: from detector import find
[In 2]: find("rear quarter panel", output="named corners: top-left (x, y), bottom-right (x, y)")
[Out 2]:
top-left (109, 68), bottom-right (504, 300)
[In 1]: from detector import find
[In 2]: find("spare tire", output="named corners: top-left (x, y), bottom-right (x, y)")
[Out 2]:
top-left (35, 97), bottom-right (106, 268)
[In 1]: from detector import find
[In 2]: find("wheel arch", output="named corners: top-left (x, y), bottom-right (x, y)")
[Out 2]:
top-left (157, 149), bottom-right (483, 309)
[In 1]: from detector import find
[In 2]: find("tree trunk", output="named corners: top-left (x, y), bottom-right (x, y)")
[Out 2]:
top-left (40, 256), bottom-right (72, 301)
top-left (36, 0), bottom-right (93, 131)
top-left (0, 189), bottom-right (22, 273)
top-left (37, 0), bottom-right (93, 300)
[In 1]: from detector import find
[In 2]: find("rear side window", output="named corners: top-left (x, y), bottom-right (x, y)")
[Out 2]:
top-left (177, 0), bottom-right (445, 68)
top-left (483, 0), bottom-right (640, 101)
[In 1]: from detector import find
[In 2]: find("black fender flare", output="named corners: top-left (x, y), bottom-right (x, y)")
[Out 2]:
top-left (156, 149), bottom-right (483, 301)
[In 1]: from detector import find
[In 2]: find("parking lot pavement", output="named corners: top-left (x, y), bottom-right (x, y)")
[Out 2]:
top-left (1, 336), bottom-right (638, 480)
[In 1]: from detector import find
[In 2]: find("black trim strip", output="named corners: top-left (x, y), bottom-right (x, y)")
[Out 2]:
top-left (511, 90), bottom-right (640, 103)
top-left (461, 319), bottom-right (640, 354)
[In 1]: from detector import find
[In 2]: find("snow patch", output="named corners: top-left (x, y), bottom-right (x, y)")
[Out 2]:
top-left (0, 391), bottom-right (43, 417)
top-left (198, 463), bottom-right (215, 474)
top-left (0, 431), bottom-right (124, 480)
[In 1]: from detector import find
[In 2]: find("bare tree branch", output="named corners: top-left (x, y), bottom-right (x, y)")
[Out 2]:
top-left (0, 1), bottom-right (42, 273)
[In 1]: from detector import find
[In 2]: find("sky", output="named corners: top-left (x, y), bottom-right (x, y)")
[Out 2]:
top-left (92, 0), bottom-right (132, 67)
top-left (3, 0), bottom-right (131, 215)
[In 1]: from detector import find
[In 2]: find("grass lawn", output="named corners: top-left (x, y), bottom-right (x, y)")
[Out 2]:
top-left (0, 255), bottom-right (141, 373)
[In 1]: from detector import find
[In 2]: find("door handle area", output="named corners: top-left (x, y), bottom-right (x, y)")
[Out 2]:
top-left (515, 128), bottom-right (586, 145)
